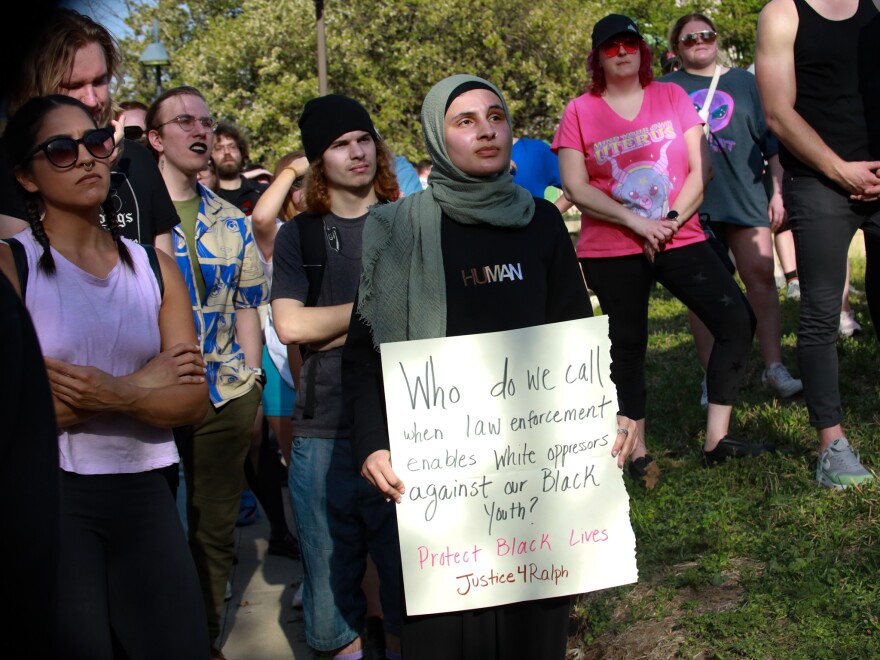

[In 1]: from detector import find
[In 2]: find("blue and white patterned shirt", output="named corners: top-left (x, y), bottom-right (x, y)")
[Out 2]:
top-left (173, 185), bottom-right (268, 405)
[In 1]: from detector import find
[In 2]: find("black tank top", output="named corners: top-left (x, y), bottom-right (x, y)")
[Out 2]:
top-left (782, 0), bottom-right (880, 177)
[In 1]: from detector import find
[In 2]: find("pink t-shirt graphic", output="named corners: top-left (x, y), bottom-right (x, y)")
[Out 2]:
top-left (553, 82), bottom-right (706, 258)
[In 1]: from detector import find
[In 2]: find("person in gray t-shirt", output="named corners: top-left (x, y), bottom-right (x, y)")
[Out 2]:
top-left (270, 94), bottom-right (403, 659)
top-left (664, 12), bottom-right (803, 403)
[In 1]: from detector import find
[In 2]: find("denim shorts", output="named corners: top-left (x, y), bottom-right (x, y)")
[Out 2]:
top-left (289, 436), bottom-right (402, 651)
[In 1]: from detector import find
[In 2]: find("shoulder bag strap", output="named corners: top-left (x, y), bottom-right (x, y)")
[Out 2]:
top-left (699, 64), bottom-right (722, 138)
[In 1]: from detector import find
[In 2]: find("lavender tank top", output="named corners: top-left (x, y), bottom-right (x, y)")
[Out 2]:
top-left (15, 231), bottom-right (179, 474)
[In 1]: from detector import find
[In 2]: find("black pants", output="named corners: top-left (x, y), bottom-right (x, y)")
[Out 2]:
top-left (401, 596), bottom-right (570, 660)
top-left (57, 467), bottom-right (209, 659)
top-left (783, 174), bottom-right (880, 428)
top-left (581, 240), bottom-right (756, 419)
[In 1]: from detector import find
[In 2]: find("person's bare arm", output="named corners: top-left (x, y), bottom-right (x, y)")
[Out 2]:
top-left (0, 215), bottom-right (27, 240)
top-left (756, 0), bottom-right (880, 197)
top-left (554, 194), bottom-right (574, 214)
top-left (271, 298), bottom-right (352, 349)
top-left (252, 157), bottom-right (310, 262)
top-left (669, 125), bottom-right (712, 223)
top-left (234, 306), bottom-right (264, 370)
top-left (47, 250), bottom-right (209, 428)
top-left (153, 231), bottom-right (174, 258)
top-left (557, 148), bottom-right (677, 252)
top-left (361, 449), bottom-right (405, 503)
top-left (767, 154), bottom-right (786, 231)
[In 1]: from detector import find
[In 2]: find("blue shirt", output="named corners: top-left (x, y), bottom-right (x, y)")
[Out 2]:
top-left (511, 138), bottom-right (562, 198)
top-left (173, 185), bottom-right (268, 405)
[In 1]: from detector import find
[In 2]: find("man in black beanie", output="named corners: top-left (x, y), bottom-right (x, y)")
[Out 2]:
top-left (270, 95), bottom-right (402, 659)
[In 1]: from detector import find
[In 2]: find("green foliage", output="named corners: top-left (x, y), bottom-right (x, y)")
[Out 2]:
top-left (117, 1), bottom-right (768, 166)
top-left (119, 0), bottom-right (600, 166)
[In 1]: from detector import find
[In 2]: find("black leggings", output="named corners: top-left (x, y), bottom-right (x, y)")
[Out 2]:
top-left (57, 467), bottom-right (209, 659)
top-left (581, 240), bottom-right (756, 419)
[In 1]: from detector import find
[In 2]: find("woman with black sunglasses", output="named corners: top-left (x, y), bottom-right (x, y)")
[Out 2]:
top-left (0, 95), bottom-right (211, 658)
top-left (554, 14), bottom-right (770, 480)
top-left (663, 13), bottom-right (803, 407)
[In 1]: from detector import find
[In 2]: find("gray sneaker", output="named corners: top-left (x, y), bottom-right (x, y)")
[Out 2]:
top-left (761, 362), bottom-right (803, 398)
top-left (816, 437), bottom-right (874, 489)
top-left (785, 279), bottom-right (801, 300)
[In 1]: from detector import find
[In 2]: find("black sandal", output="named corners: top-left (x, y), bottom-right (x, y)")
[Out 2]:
top-left (628, 454), bottom-right (654, 480)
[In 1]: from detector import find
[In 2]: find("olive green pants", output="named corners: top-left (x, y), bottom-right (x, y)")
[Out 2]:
top-left (176, 386), bottom-right (260, 643)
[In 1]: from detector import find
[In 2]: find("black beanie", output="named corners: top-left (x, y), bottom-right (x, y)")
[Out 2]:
top-left (298, 94), bottom-right (379, 163)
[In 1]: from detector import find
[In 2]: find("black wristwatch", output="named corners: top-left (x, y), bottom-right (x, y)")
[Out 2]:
top-left (252, 368), bottom-right (267, 387)
top-left (665, 210), bottom-right (680, 224)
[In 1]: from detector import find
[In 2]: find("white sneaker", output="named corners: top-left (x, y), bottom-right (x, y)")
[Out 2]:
top-left (699, 375), bottom-right (708, 409)
top-left (839, 310), bottom-right (862, 338)
top-left (291, 582), bottom-right (304, 608)
top-left (761, 362), bottom-right (803, 398)
top-left (785, 280), bottom-right (801, 300)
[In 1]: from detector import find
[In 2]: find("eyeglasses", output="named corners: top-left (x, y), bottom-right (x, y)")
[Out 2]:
top-left (601, 37), bottom-right (640, 58)
top-left (25, 128), bottom-right (115, 168)
top-left (680, 30), bottom-right (717, 47)
top-left (292, 176), bottom-right (305, 190)
top-left (157, 114), bottom-right (216, 132)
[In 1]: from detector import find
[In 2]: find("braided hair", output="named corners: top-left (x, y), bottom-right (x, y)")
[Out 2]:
top-left (4, 94), bottom-right (132, 274)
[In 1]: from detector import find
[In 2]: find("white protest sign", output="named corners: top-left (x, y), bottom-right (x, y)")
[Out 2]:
top-left (380, 316), bottom-right (638, 616)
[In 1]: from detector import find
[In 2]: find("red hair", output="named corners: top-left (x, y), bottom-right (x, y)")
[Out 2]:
top-left (586, 39), bottom-right (654, 96)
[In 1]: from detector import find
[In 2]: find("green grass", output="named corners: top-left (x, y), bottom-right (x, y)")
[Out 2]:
top-left (569, 256), bottom-right (880, 658)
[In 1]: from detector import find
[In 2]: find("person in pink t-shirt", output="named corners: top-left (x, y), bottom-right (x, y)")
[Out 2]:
top-left (554, 14), bottom-right (773, 477)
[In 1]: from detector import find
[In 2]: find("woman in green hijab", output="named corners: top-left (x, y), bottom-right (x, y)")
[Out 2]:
top-left (343, 74), bottom-right (632, 658)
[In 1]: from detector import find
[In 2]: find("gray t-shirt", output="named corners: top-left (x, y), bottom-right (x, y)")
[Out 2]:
top-left (662, 67), bottom-right (778, 227)
top-left (271, 211), bottom-right (366, 438)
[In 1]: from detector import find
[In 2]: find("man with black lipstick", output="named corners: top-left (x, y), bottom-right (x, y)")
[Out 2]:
top-left (146, 86), bottom-right (268, 659)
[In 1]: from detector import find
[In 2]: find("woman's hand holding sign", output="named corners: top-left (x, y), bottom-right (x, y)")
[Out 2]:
top-left (362, 450), bottom-right (406, 503)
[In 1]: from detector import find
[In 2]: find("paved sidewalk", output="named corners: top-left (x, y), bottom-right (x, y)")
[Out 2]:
top-left (216, 493), bottom-right (312, 659)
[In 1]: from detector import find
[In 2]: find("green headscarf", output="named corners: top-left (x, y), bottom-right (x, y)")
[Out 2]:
top-left (357, 74), bottom-right (535, 347)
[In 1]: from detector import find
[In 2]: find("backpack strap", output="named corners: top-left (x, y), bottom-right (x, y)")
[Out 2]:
top-left (2, 238), bottom-right (165, 302)
top-left (294, 213), bottom-right (328, 420)
top-left (296, 213), bottom-right (327, 308)
top-left (3, 238), bottom-right (29, 302)
top-left (142, 243), bottom-right (164, 299)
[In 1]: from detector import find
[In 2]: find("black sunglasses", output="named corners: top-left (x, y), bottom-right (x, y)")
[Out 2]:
top-left (25, 128), bottom-right (116, 169)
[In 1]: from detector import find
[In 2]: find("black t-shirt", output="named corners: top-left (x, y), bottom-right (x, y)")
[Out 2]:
top-left (0, 139), bottom-right (179, 245)
top-left (343, 198), bottom-right (593, 465)
top-left (271, 211), bottom-right (367, 438)
top-left (215, 176), bottom-right (267, 216)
